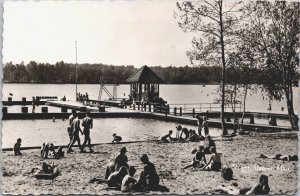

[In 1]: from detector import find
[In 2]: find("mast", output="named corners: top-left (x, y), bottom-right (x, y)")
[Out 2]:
top-left (75, 41), bottom-right (78, 101)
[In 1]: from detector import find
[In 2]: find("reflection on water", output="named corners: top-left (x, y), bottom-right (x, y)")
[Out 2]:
top-left (2, 118), bottom-right (222, 148)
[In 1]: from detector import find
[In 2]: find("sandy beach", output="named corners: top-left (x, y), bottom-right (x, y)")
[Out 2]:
top-left (2, 133), bottom-right (298, 195)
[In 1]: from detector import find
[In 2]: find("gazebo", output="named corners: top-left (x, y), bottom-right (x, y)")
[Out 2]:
top-left (126, 65), bottom-right (163, 103)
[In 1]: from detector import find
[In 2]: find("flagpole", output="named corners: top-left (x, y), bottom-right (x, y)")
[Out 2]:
top-left (75, 41), bottom-right (78, 101)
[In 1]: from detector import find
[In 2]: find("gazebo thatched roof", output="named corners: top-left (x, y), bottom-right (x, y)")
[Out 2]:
top-left (126, 65), bottom-right (163, 83)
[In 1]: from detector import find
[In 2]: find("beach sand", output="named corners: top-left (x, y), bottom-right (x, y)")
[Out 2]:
top-left (2, 133), bottom-right (298, 195)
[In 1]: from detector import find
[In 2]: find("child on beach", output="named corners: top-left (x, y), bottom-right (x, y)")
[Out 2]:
top-left (41, 143), bottom-right (65, 159)
top-left (161, 130), bottom-right (174, 143)
top-left (204, 135), bottom-right (216, 154)
top-left (107, 166), bottom-right (128, 189)
top-left (176, 125), bottom-right (189, 140)
top-left (14, 138), bottom-right (22, 156)
top-left (112, 133), bottom-right (122, 143)
top-left (189, 130), bottom-right (201, 142)
top-left (121, 166), bottom-right (138, 192)
top-left (183, 145), bottom-right (206, 169)
top-left (200, 146), bottom-right (221, 171)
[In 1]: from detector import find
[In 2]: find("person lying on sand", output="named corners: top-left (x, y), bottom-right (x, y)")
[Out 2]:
top-left (189, 130), bottom-right (201, 142)
top-left (112, 133), bottom-right (122, 143)
top-left (121, 166), bottom-right (138, 192)
top-left (41, 143), bottom-right (65, 159)
top-left (260, 153), bottom-right (298, 161)
top-left (105, 147), bottom-right (129, 179)
top-left (183, 145), bottom-right (206, 170)
top-left (161, 130), bottom-right (174, 143)
top-left (14, 138), bottom-right (22, 156)
top-left (31, 162), bottom-right (60, 179)
top-left (217, 174), bottom-right (270, 195)
top-left (138, 154), bottom-right (160, 191)
top-left (200, 146), bottom-right (222, 171)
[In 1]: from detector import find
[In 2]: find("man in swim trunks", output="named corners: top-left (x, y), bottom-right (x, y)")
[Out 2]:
top-left (138, 154), bottom-right (160, 191)
top-left (82, 112), bottom-right (94, 152)
top-left (67, 111), bottom-right (84, 153)
top-left (189, 130), bottom-right (201, 142)
top-left (67, 109), bottom-right (77, 152)
top-left (195, 114), bottom-right (203, 136)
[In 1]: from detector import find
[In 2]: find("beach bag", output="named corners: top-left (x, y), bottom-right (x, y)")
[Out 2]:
top-left (221, 167), bottom-right (233, 181)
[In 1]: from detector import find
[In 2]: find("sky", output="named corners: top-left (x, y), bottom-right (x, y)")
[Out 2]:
top-left (3, 0), bottom-right (196, 67)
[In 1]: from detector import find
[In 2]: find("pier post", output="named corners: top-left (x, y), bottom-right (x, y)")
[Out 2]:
top-left (226, 115), bottom-right (231, 122)
top-left (133, 104), bottom-right (136, 110)
top-left (61, 107), bottom-right (67, 113)
top-left (42, 107), bottom-right (48, 113)
top-left (21, 107), bottom-right (28, 113)
top-left (22, 97), bottom-right (26, 105)
top-left (174, 107), bottom-right (177, 116)
top-left (269, 116), bottom-right (277, 126)
top-left (149, 105), bottom-right (151, 112)
top-left (165, 106), bottom-right (168, 116)
top-left (167, 105), bottom-right (170, 114)
top-left (138, 104), bottom-right (140, 110)
top-left (144, 104), bottom-right (146, 111)
top-left (2, 107), bottom-right (7, 114)
top-left (250, 115), bottom-right (255, 124)
top-left (80, 107), bottom-right (87, 113)
top-left (8, 97), bottom-right (12, 102)
top-left (180, 107), bottom-right (182, 116)
top-left (141, 103), bottom-right (144, 112)
top-left (206, 110), bottom-right (209, 120)
top-left (192, 108), bottom-right (195, 117)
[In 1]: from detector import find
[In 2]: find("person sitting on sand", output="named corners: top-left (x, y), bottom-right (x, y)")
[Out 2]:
top-left (105, 147), bottom-right (129, 179)
top-left (203, 117), bottom-right (209, 136)
top-left (183, 145), bottom-right (206, 170)
top-left (260, 153), bottom-right (298, 161)
top-left (189, 130), bottom-right (201, 142)
top-left (200, 146), bottom-right (221, 171)
top-left (204, 135), bottom-right (216, 154)
top-left (107, 166), bottom-right (128, 189)
top-left (176, 125), bottom-right (189, 140)
top-left (112, 133), bottom-right (122, 143)
top-left (14, 138), bottom-right (22, 156)
top-left (41, 143), bottom-right (65, 159)
top-left (196, 114), bottom-right (203, 136)
top-left (138, 154), bottom-right (160, 191)
top-left (161, 130), bottom-right (174, 143)
top-left (121, 166), bottom-right (138, 192)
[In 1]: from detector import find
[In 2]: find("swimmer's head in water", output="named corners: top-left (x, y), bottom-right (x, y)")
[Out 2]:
top-left (17, 138), bottom-right (22, 143)
top-left (141, 154), bottom-right (149, 163)
top-left (128, 166), bottom-right (136, 176)
top-left (169, 130), bottom-right (173, 134)
top-left (176, 125), bottom-right (182, 131)
top-left (210, 146), bottom-right (216, 153)
top-left (259, 174), bottom-right (268, 185)
top-left (120, 147), bottom-right (127, 154)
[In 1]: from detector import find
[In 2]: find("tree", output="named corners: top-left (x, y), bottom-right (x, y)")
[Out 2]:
top-left (175, 0), bottom-right (242, 135)
top-left (243, 1), bottom-right (299, 130)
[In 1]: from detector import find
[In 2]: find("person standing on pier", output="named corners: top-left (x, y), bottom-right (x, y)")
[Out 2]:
top-left (67, 110), bottom-right (84, 153)
top-left (82, 112), bottom-right (94, 153)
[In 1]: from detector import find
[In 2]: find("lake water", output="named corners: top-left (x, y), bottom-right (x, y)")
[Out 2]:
top-left (2, 118), bottom-right (208, 148)
top-left (2, 83), bottom-right (299, 113)
top-left (2, 83), bottom-right (299, 148)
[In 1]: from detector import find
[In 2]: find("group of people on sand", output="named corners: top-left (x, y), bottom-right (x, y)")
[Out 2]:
top-left (90, 147), bottom-right (162, 192)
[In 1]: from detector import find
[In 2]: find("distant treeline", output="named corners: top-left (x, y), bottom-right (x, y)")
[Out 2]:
top-left (2, 61), bottom-right (297, 85)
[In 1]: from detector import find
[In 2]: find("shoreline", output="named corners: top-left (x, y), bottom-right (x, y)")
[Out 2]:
top-left (2, 135), bottom-right (298, 195)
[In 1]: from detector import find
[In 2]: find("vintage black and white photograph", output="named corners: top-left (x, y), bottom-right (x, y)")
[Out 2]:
top-left (1, 0), bottom-right (299, 195)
